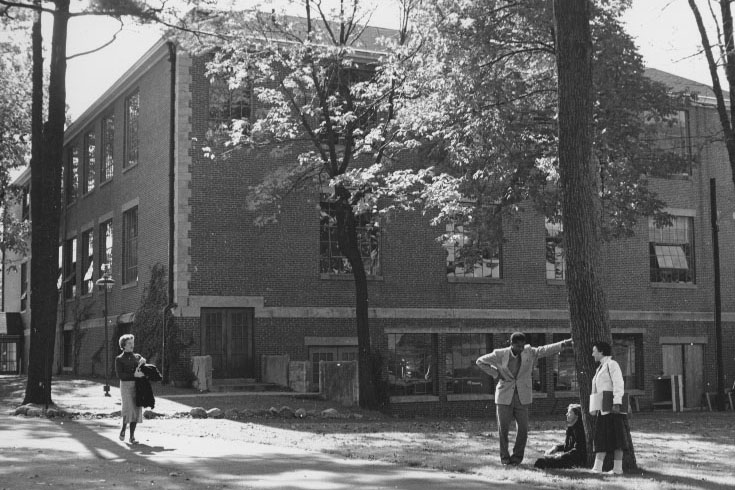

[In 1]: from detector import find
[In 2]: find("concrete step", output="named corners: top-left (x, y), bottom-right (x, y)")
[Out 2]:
top-left (210, 379), bottom-right (287, 393)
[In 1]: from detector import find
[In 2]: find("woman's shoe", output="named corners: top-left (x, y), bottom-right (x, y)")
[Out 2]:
top-left (129, 438), bottom-right (138, 445)
top-left (119, 431), bottom-right (125, 441)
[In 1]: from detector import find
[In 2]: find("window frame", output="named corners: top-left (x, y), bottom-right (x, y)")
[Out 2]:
top-left (124, 90), bottom-right (139, 169)
top-left (65, 145), bottom-right (79, 205)
top-left (83, 130), bottom-right (96, 194)
top-left (649, 215), bottom-right (696, 285)
top-left (444, 214), bottom-right (503, 282)
top-left (63, 236), bottom-right (77, 300)
top-left (101, 113), bottom-right (114, 182)
top-left (545, 218), bottom-right (566, 282)
top-left (207, 74), bottom-right (253, 136)
top-left (99, 219), bottom-right (113, 278)
top-left (444, 333), bottom-right (493, 395)
top-left (319, 195), bottom-right (381, 278)
top-left (122, 207), bottom-right (138, 285)
top-left (387, 333), bottom-right (435, 397)
top-left (81, 229), bottom-right (94, 296)
top-left (20, 261), bottom-right (28, 311)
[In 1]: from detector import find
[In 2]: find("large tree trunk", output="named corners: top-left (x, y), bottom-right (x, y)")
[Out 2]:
top-left (24, 0), bottom-right (69, 406)
top-left (333, 191), bottom-right (379, 409)
top-left (552, 0), bottom-right (636, 471)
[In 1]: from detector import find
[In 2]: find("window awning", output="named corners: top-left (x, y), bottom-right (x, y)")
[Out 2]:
top-left (654, 245), bottom-right (688, 269)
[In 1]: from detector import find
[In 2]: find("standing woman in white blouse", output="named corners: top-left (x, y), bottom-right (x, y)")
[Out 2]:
top-left (590, 341), bottom-right (628, 474)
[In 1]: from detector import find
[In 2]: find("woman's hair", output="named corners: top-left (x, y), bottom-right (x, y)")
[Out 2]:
top-left (567, 403), bottom-right (582, 418)
top-left (592, 341), bottom-right (612, 356)
top-left (118, 333), bottom-right (135, 350)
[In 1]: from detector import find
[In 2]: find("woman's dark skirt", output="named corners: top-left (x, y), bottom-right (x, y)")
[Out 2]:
top-left (593, 413), bottom-right (628, 453)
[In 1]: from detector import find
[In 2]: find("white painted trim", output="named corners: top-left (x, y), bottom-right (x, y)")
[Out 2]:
top-left (659, 336), bottom-right (708, 344)
top-left (98, 211), bottom-right (114, 224)
top-left (304, 336), bottom-right (358, 346)
top-left (389, 395), bottom-right (440, 403)
top-left (446, 394), bottom-right (493, 402)
top-left (121, 197), bottom-right (139, 213)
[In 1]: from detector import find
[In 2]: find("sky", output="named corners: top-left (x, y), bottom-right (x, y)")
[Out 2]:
top-left (57, 0), bottom-right (712, 121)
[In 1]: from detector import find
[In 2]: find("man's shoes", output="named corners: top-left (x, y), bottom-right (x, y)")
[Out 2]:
top-left (509, 456), bottom-right (523, 466)
top-left (501, 459), bottom-right (512, 466)
top-left (606, 468), bottom-right (623, 475)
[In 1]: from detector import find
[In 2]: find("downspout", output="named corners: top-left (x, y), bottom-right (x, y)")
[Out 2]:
top-left (167, 41), bottom-right (176, 306)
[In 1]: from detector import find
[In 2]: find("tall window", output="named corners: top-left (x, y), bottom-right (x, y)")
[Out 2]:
top-left (444, 219), bottom-right (502, 279)
top-left (545, 219), bottom-right (565, 280)
top-left (319, 198), bottom-right (381, 276)
top-left (387, 333), bottom-right (434, 396)
top-left (57, 244), bottom-right (63, 290)
top-left (21, 186), bottom-right (30, 221)
top-left (553, 333), bottom-right (642, 391)
top-left (66, 145), bottom-right (79, 205)
top-left (99, 220), bottom-right (112, 277)
top-left (20, 262), bottom-right (27, 311)
top-left (649, 216), bottom-right (695, 284)
top-left (81, 229), bottom-right (94, 295)
top-left (445, 334), bottom-right (493, 395)
top-left (84, 131), bottom-right (96, 193)
top-left (644, 109), bottom-right (692, 177)
top-left (101, 114), bottom-right (114, 182)
top-left (63, 237), bottom-right (77, 299)
top-left (62, 330), bottom-right (73, 369)
top-left (208, 76), bottom-right (252, 135)
top-left (122, 207), bottom-right (138, 284)
top-left (124, 90), bottom-right (139, 168)
top-left (552, 333), bottom-right (578, 392)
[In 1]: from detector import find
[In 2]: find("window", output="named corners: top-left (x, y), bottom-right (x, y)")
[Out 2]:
top-left (643, 109), bottom-right (692, 177)
top-left (62, 330), bottom-right (73, 369)
top-left (57, 244), bottom-right (62, 290)
top-left (309, 346), bottom-right (358, 385)
top-left (444, 219), bottom-right (502, 279)
top-left (81, 229), bottom-right (94, 295)
top-left (65, 145), bottom-right (79, 205)
top-left (319, 198), bottom-right (381, 276)
top-left (649, 216), bottom-right (695, 284)
top-left (208, 75), bottom-right (252, 135)
top-left (552, 333), bottom-right (642, 392)
top-left (0, 342), bottom-right (18, 374)
top-left (545, 219), bottom-right (565, 281)
top-left (124, 90), bottom-right (139, 168)
top-left (99, 220), bottom-right (112, 276)
top-left (63, 237), bottom-right (77, 299)
top-left (552, 333), bottom-right (578, 392)
top-left (122, 207), bottom-right (138, 284)
top-left (101, 114), bottom-right (114, 182)
top-left (445, 334), bottom-right (493, 395)
top-left (21, 186), bottom-right (29, 221)
top-left (20, 262), bottom-right (27, 311)
top-left (502, 332), bottom-right (546, 392)
top-left (84, 131), bottom-right (96, 193)
top-left (387, 333), bottom-right (434, 396)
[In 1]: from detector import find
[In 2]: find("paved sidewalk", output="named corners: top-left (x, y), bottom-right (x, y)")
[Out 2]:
top-left (0, 413), bottom-right (535, 490)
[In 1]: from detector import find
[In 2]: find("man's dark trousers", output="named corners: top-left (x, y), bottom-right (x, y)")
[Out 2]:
top-left (496, 390), bottom-right (529, 464)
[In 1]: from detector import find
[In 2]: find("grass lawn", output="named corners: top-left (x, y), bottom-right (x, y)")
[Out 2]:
top-left (3, 375), bottom-right (734, 489)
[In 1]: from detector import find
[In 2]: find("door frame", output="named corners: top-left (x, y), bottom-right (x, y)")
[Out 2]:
top-left (200, 307), bottom-right (255, 379)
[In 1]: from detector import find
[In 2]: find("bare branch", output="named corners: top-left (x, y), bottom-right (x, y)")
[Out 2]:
top-left (66, 17), bottom-right (124, 60)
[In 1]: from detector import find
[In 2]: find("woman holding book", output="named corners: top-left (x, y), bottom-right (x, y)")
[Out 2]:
top-left (589, 341), bottom-right (628, 474)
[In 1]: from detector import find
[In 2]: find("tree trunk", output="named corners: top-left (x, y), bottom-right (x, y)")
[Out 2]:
top-left (552, 0), bottom-right (636, 471)
top-left (333, 193), bottom-right (378, 409)
top-left (24, 0), bottom-right (70, 406)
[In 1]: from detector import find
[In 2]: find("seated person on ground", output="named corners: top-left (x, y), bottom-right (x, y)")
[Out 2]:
top-left (534, 404), bottom-right (587, 470)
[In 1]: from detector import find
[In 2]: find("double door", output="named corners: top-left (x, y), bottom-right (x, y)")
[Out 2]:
top-left (662, 343), bottom-right (704, 409)
top-left (201, 308), bottom-right (254, 379)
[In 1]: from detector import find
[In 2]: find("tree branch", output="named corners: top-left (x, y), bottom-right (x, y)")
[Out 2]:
top-left (66, 18), bottom-right (123, 60)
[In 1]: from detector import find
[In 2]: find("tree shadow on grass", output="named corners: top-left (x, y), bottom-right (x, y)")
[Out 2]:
top-left (638, 469), bottom-right (734, 490)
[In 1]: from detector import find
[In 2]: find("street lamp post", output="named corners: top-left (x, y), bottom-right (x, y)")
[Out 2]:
top-left (96, 265), bottom-right (115, 397)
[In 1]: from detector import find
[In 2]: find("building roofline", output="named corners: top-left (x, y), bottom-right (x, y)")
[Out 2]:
top-left (64, 37), bottom-right (171, 144)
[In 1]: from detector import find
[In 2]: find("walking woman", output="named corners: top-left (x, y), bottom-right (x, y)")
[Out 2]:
top-left (115, 333), bottom-right (146, 444)
top-left (590, 341), bottom-right (628, 474)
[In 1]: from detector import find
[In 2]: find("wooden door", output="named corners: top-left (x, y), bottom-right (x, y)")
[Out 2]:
top-left (662, 344), bottom-right (683, 377)
top-left (201, 308), bottom-right (254, 379)
top-left (684, 344), bottom-right (704, 409)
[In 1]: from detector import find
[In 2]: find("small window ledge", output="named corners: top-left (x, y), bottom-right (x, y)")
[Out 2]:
top-left (122, 163), bottom-right (138, 174)
top-left (650, 282), bottom-right (697, 289)
top-left (546, 279), bottom-right (565, 286)
top-left (446, 394), bottom-right (493, 402)
top-left (82, 189), bottom-right (95, 199)
top-left (320, 273), bottom-right (383, 281)
top-left (121, 281), bottom-right (138, 291)
top-left (389, 395), bottom-right (440, 403)
top-left (100, 178), bottom-right (113, 188)
top-left (533, 392), bottom-right (548, 399)
top-left (447, 276), bottom-right (503, 284)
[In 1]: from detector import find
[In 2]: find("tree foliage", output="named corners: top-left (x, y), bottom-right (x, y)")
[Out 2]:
top-left (398, 0), bottom-right (678, 250)
top-left (0, 10), bottom-right (32, 256)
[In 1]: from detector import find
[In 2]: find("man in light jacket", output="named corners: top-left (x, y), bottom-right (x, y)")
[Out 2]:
top-left (476, 332), bottom-right (573, 465)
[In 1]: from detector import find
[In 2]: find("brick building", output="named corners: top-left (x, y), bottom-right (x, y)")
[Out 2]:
top-left (3, 36), bottom-right (735, 416)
